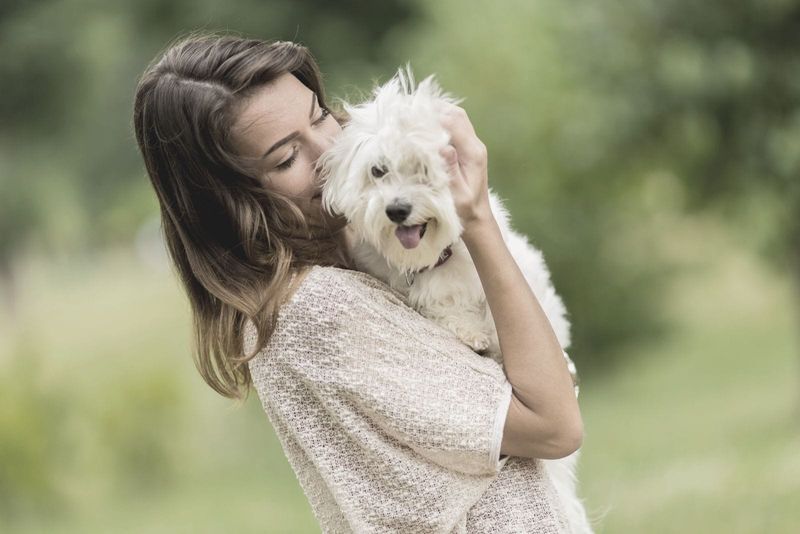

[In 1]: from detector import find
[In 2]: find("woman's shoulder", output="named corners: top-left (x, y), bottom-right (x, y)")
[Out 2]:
top-left (288, 264), bottom-right (410, 313)
top-left (244, 265), bottom-right (416, 359)
top-left (245, 265), bottom-right (408, 349)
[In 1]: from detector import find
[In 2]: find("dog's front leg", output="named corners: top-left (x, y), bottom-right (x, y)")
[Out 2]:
top-left (423, 301), bottom-right (494, 354)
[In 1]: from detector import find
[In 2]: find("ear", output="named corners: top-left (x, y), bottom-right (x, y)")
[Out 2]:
top-left (415, 72), bottom-right (465, 108)
top-left (318, 134), bottom-right (370, 219)
top-left (416, 73), bottom-right (440, 99)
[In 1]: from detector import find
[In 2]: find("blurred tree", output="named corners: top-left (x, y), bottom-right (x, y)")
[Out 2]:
top-left (380, 0), bottom-right (799, 371)
top-left (0, 0), bottom-right (422, 300)
top-left (583, 0), bottom-right (800, 316)
top-left (554, 0), bottom-right (800, 360)
top-left (1, 0), bottom-right (796, 370)
top-left (382, 0), bottom-right (675, 371)
top-left (0, 342), bottom-right (70, 525)
top-left (0, 167), bottom-right (38, 314)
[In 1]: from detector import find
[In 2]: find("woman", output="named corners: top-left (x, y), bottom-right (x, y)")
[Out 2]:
top-left (133, 33), bottom-right (583, 533)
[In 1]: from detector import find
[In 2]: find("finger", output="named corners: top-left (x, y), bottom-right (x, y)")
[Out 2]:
top-left (439, 144), bottom-right (457, 165)
top-left (440, 104), bottom-right (476, 136)
top-left (439, 107), bottom-right (481, 167)
top-left (439, 145), bottom-right (461, 179)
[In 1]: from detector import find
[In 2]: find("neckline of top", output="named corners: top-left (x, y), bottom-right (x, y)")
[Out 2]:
top-left (284, 264), bottom-right (357, 306)
top-left (283, 264), bottom-right (412, 311)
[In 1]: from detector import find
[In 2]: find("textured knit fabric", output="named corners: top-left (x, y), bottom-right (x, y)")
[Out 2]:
top-left (245, 265), bottom-right (569, 533)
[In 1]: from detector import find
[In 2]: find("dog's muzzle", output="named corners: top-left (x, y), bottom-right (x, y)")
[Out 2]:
top-left (385, 201), bottom-right (412, 223)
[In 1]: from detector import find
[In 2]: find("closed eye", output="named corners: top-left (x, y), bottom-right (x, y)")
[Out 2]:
top-left (274, 107), bottom-right (333, 172)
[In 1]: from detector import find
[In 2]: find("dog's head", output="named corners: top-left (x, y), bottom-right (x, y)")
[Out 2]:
top-left (317, 64), bottom-right (464, 272)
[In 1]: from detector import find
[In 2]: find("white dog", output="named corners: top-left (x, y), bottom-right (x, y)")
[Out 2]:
top-left (317, 65), bottom-right (592, 533)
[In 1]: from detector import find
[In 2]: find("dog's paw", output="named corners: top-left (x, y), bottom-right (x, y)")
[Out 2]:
top-left (458, 331), bottom-right (491, 353)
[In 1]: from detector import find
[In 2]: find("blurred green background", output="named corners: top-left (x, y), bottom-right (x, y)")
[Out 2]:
top-left (1, 0), bottom-right (798, 532)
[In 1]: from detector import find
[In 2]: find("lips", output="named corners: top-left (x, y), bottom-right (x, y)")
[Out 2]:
top-left (395, 221), bottom-right (428, 249)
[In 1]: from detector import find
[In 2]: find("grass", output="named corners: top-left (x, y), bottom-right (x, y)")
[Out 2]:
top-left (0, 214), bottom-right (797, 533)
top-left (578, 217), bottom-right (800, 533)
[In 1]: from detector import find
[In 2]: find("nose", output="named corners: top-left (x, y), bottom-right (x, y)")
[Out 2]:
top-left (385, 201), bottom-right (412, 223)
top-left (310, 133), bottom-right (336, 159)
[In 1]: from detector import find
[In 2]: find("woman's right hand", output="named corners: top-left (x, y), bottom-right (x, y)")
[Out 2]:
top-left (438, 104), bottom-right (494, 236)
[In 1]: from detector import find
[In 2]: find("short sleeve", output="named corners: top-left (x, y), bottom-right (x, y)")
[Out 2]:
top-left (266, 271), bottom-right (514, 478)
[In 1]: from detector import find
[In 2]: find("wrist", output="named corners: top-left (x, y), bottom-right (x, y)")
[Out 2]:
top-left (461, 210), bottom-right (499, 246)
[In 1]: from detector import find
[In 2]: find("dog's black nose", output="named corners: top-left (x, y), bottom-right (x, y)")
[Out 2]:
top-left (385, 202), bottom-right (412, 223)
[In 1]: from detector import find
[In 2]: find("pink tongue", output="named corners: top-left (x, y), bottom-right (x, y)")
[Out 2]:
top-left (395, 224), bottom-right (424, 249)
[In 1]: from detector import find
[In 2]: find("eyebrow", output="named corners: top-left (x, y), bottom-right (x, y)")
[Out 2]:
top-left (260, 92), bottom-right (317, 160)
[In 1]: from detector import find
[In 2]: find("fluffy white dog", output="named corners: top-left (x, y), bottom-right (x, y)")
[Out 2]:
top-left (317, 65), bottom-right (592, 533)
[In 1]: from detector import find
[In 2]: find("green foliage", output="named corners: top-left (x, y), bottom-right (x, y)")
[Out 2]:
top-left (1, 211), bottom-right (795, 533)
top-left (367, 0), bottom-right (800, 368)
top-left (0, 0), bottom-right (423, 253)
top-left (0, 341), bottom-right (70, 524)
top-left (0, 2), bottom-right (798, 526)
top-left (94, 369), bottom-right (185, 493)
top-left (376, 0), bottom-right (678, 366)
top-left (2, 0), bottom-right (797, 370)
top-left (578, 221), bottom-right (800, 532)
top-left (0, 249), bottom-right (322, 531)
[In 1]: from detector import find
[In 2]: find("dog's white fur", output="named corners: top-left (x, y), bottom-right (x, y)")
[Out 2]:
top-left (317, 65), bottom-right (593, 533)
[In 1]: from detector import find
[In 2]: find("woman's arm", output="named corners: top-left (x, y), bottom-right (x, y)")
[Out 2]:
top-left (463, 217), bottom-right (582, 459)
top-left (439, 105), bottom-right (583, 460)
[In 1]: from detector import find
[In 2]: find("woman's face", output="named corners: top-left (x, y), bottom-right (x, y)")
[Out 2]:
top-left (230, 73), bottom-right (342, 211)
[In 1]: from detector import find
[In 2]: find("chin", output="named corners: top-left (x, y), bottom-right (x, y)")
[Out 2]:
top-left (370, 217), bottom-right (457, 272)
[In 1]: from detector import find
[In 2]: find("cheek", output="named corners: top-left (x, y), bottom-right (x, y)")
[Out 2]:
top-left (263, 168), bottom-right (303, 198)
top-left (288, 154), bottom-right (318, 197)
top-left (285, 168), bottom-right (311, 196)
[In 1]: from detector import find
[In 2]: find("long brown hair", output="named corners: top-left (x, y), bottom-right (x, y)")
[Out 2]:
top-left (133, 31), bottom-right (351, 401)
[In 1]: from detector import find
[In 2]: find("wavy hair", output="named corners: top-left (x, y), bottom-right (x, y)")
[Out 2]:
top-left (133, 32), bottom-right (351, 401)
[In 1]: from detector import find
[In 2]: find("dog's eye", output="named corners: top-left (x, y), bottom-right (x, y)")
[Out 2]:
top-left (371, 165), bottom-right (388, 178)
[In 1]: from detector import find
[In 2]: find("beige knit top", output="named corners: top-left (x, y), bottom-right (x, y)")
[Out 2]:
top-left (245, 265), bottom-right (569, 533)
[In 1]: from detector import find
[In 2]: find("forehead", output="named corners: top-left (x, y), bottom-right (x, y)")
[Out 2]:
top-left (232, 72), bottom-right (314, 156)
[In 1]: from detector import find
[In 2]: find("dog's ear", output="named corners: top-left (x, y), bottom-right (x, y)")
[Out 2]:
top-left (416, 73), bottom-right (440, 98)
top-left (317, 134), bottom-right (371, 219)
top-left (316, 144), bottom-right (347, 217)
top-left (416, 73), bottom-right (465, 108)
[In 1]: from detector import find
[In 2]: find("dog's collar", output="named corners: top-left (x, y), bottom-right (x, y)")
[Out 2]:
top-left (404, 245), bottom-right (453, 286)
